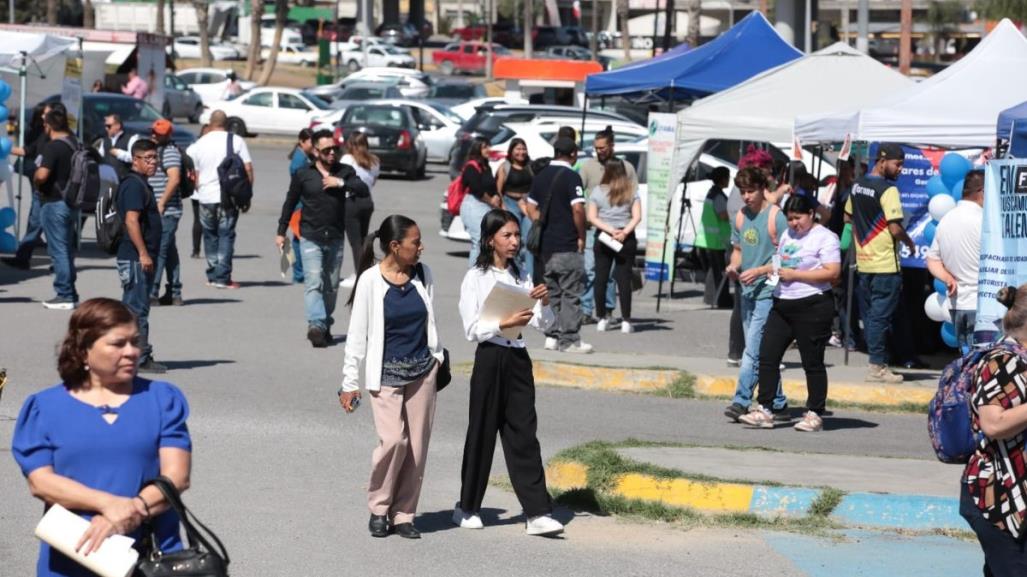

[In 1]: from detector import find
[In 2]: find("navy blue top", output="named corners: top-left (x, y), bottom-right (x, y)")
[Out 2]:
top-left (12, 379), bottom-right (192, 577)
top-left (116, 173), bottom-right (162, 261)
top-left (381, 279), bottom-right (433, 387)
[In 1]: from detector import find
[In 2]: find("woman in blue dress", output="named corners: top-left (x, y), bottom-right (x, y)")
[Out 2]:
top-left (12, 297), bottom-right (192, 577)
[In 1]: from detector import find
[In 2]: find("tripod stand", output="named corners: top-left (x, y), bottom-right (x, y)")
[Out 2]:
top-left (656, 190), bottom-right (699, 312)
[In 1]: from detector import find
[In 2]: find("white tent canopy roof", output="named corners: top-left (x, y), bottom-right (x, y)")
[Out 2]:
top-left (794, 19), bottom-right (1027, 147)
top-left (0, 31), bottom-right (75, 70)
top-left (674, 42), bottom-right (913, 180)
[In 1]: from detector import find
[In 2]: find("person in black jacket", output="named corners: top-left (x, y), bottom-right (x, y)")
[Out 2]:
top-left (276, 129), bottom-right (369, 348)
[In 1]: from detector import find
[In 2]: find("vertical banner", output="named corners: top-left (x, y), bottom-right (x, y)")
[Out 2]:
top-left (136, 33), bottom-right (166, 113)
top-left (976, 160), bottom-right (1027, 336)
top-left (867, 142), bottom-right (935, 268)
top-left (644, 113), bottom-right (679, 281)
top-left (61, 56), bottom-right (82, 134)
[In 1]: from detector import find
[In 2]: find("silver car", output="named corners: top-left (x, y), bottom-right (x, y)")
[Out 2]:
top-left (163, 74), bottom-right (204, 123)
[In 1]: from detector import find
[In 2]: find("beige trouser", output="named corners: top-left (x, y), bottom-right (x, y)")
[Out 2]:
top-left (367, 363), bottom-right (438, 524)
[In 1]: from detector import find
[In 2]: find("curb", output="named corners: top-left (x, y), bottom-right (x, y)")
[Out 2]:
top-left (693, 374), bottom-right (937, 406)
top-left (546, 460), bottom-right (962, 531)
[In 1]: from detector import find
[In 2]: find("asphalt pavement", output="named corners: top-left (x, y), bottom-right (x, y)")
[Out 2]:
top-left (0, 141), bottom-right (977, 576)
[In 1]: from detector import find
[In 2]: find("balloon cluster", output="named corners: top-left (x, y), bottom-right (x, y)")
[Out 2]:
top-left (923, 152), bottom-right (974, 349)
top-left (0, 77), bottom-right (14, 253)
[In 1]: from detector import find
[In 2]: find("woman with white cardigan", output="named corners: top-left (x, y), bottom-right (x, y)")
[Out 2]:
top-left (338, 215), bottom-right (443, 540)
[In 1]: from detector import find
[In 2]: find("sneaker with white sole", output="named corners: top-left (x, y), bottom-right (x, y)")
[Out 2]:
top-left (525, 514), bottom-right (564, 536)
top-left (340, 274), bottom-right (356, 288)
top-left (544, 337), bottom-right (559, 351)
top-left (866, 363), bottom-right (903, 383)
top-left (560, 341), bottom-right (594, 354)
top-left (596, 318), bottom-right (610, 332)
top-left (793, 411), bottom-right (824, 432)
top-left (738, 405), bottom-right (775, 429)
top-left (42, 297), bottom-right (78, 310)
top-left (621, 320), bottom-right (634, 334)
top-left (452, 504), bottom-right (483, 529)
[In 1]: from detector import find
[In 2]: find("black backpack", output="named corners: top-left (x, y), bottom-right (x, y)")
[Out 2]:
top-left (95, 172), bottom-right (151, 255)
top-left (217, 133), bottom-right (251, 211)
top-left (158, 143), bottom-right (196, 199)
top-left (56, 137), bottom-right (102, 212)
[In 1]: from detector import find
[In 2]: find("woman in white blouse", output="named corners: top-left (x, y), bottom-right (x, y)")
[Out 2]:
top-left (454, 208), bottom-right (564, 537)
top-left (338, 215), bottom-right (444, 540)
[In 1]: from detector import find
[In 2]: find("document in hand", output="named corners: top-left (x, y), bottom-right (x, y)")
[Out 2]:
top-left (481, 281), bottom-right (538, 340)
top-left (598, 232), bottom-right (624, 252)
top-left (35, 504), bottom-right (139, 577)
top-left (279, 242), bottom-right (295, 279)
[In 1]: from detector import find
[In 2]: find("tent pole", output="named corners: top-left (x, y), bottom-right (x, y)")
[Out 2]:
top-left (579, 94), bottom-right (588, 149)
top-left (15, 50), bottom-right (26, 241)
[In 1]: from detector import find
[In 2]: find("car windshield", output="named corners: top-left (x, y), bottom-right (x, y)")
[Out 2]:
top-left (89, 97), bottom-right (163, 122)
top-left (342, 106), bottom-right (410, 128)
top-left (299, 91), bottom-right (332, 110)
top-left (430, 84), bottom-right (477, 99)
top-left (382, 46), bottom-right (405, 55)
top-left (426, 102), bottom-right (462, 123)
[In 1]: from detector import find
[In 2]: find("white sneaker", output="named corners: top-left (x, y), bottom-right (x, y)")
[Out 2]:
top-left (452, 505), bottom-right (483, 529)
top-left (560, 341), bottom-right (594, 354)
top-left (544, 337), bottom-right (559, 351)
top-left (794, 411), bottom-right (824, 432)
top-left (596, 318), bottom-right (610, 332)
top-left (620, 320), bottom-right (634, 334)
top-left (525, 514), bottom-right (564, 536)
top-left (340, 274), bottom-right (356, 288)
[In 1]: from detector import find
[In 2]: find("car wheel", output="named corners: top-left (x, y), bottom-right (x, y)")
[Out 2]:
top-left (416, 160), bottom-right (426, 179)
top-left (188, 104), bottom-right (203, 124)
top-left (226, 117), bottom-right (247, 137)
top-left (347, 59), bottom-right (361, 72)
top-left (439, 61), bottom-right (454, 76)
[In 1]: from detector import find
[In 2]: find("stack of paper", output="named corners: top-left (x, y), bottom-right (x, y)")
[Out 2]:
top-left (481, 282), bottom-right (538, 339)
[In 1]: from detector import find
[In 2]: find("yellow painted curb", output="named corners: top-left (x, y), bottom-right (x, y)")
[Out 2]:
top-left (695, 375), bottom-right (935, 407)
top-left (531, 361), bottom-right (678, 392)
top-left (546, 461), bottom-right (589, 490)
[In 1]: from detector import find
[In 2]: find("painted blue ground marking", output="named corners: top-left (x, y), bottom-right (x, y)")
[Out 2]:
top-left (832, 493), bottom-right (964, 530)
top-left (750, 486), bottom-right (819, 517)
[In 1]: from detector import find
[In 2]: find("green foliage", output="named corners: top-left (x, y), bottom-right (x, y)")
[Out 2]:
top-left (977, 0), bottom-right (1027, 22)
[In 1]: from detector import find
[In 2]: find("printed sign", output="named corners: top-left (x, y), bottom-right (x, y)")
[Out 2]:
top-left (977, 160), bottom-right (1027, 336)
top-left (136, 33), bottom-right (166, 112)
top-left (61, 56), bottom-right (82, 134)
top-left (644, 113), bottom-right (679, 281)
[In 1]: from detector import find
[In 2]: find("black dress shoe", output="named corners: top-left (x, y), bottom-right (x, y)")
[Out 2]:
top-left (1, 257), bottom-right (30, 270)
top-left (368, 514), bottom-right (389, 538)
top-left (392, 523), bottom-right (421, 539)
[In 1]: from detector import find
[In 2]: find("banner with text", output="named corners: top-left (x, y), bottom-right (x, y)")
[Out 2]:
top-left (976, 160), bottom-right (1027, 336)
top-left (867, 142), bottom-right (937, 269)
top-left (644, 113), bottom-right (679, 281)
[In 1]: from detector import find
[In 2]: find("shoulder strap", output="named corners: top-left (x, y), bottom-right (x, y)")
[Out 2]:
top-left (414, 262), bottom-right (426, 285)
top-left (537, 167), bottom-right (561, 228)
top-left (143, 476), bottom-right (230, 565)
top-left (226, 132), bottom-right (234, 157)
top-left (768, 204), bottom-right (780, 246)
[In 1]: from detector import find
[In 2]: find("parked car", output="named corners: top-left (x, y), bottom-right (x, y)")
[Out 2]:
top-left (175, 67), bottom-right (256, 105)
top-left (334, 103), bottom-right (427, 178)
top-left (344, 67), bottom-right (432, 98)
top-left (312, 98), bottom-right (458, 162)
top-left (170, 36), bottom-right (241, 61)
top-left (375, 20), bottom-right (432, 47)
top-left (487, 119), bottom-right (647, 172)
top-left (432, 41), bottom-right (510, 76)
top-left (532, 26), bottom-right (589, 50)
top-left (341, 43), bottom-right (416, 71)
top-left (324, 81), bottom-right (405, 110)
top-left (198, 87), bottom-right (333, 136)
top-left (41, 93), bottom-right (196, 150)
top-left (451, 22), bottom-right (524, 48)
top-left (162, 74), bottom-right (204, 123)
top-left (331, 35), bottom-right (409, 55)
top-left (449, 95), bottom-right (527, 121)
top-left (263, 44), bottom-right (317, 67)
top-left (542, 45), bottom-right (614, 70)
top-left (422, 81), bottom-right (487, 109)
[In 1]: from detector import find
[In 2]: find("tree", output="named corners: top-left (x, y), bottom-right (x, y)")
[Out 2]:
top-left (977, 0), bottom-right (1027, 22)
top-left (617, 0), bottom-right (630, 61)
top-left (83, 0), bottom-right (95, 29)
top-left (46, 0), bottom-right (57, 24)
top-left (926, 0), bottom-right (962, 61)
top-left (257, 0), bottom-right (288, 86)
top-left (685, 0), bottom-right (701, 47)
top-left (193, 0), bottom-right (213, 67)
top-left (243, 0), bottom-right (262, 80)
top-left (662, 0), bottom-right (675, 52)
top-left (156, 0), bottom-right (165, 35)
top-left (523, 0), bottom-right (533, 57)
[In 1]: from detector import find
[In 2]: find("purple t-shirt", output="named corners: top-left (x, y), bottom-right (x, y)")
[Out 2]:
top-left (774, 224), bottom-right (841, 300)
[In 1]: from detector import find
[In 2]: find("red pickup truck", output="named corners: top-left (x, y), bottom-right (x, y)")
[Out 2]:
top-left (432, 41), bottom-right (510, 75)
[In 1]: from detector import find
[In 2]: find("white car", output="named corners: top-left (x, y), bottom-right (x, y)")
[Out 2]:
top-left (199, 87), bottom-right (333, 136)
top-left (341, 45), bottom-right (416, 72)
top-left (332, 36), bottom-right (409, 54)
top-left (343, 68), bottom-right (431, 98)
top-left (487, 119), bottom-right (648, 172)
top-left (263, 44), bottom-right (317, 67)
top-left (176, 68), bottom-right (256, 105)
top-left (450, 96), bottom-right (527, 121)
top-left (171, 37), bottom-right (240, 61)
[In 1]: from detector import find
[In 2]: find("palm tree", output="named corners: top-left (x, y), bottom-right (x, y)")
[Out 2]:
top-left (662, 0), bottom-right (675, 52)
top-left (83, 0), bottom-right (95, 28)
top-left (258, 0), bottom-right (288, 85)
top-left (243, 0), bottom-right (262, 80)
top-left (46, 0), bottom-right (57, 24)
top-left (523, 0), bottom-right (533, 58)
top-left (977, 0), bottom-right (1027, 22)
top-left (193, 0), bottom-right (213, 67)
top-left (686, 0), bottom-right (700, 47)
top-left (618, 0), bottom-right (630, 61)
top-left (926, 0), bottom-right (962, 62)
top-left (156, 0), bottom-right (166, 35)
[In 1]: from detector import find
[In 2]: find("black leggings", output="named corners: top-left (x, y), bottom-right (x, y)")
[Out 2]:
top-left (757, 292), bottom-right (834, 415)
top-left (344, 196), bottom-right (374, 270)
top-left (593, 231), bottom-right (636, 320)
top-left (190, 199), bottom-right (202, 256)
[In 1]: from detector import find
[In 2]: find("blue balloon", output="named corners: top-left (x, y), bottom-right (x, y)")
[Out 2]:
top-left (926, 174), bottom-right (949, 198)
top-left (923, 220), bottom-right (937, 246)
top-left (940, 153), bottom-right (972, 189)
top-left (0, 137), bottom-right (10, 160)
top-left (0, 233), bottom-right (14, 253)
top-left (950, 178), bottom-right (964, 201)
top-left (0, 79), bottom-right (10, 102)
top-left (933, 278), bottom-right (948, 296)
top-left (0, 207), bottom-right (14, 228)
top-left (941, 322), bottom-right (958, 348)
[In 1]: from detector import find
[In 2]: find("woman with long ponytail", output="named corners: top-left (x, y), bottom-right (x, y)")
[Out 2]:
top-left (338, 215), bottom-right (445, 540)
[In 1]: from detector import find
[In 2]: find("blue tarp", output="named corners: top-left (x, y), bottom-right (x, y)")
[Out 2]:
top-left (997, 100), bottom-right (1027, 157)
top-left (584, 12), bottom-right (802, 98)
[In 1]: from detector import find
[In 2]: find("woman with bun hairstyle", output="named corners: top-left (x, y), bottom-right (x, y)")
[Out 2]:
top-left (961, 285), bottom-right (1027, 576)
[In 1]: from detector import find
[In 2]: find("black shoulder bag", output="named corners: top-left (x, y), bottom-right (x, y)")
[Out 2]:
top-left (525, 173), bottom-right (559, 256)
top-left (134, 476), bottom-right (230, 577)
top-left (414, 263), bottom-right (451, 391)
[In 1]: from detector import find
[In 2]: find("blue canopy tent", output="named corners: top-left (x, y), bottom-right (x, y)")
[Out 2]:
top-left (997, 100), bottom-right (1027, 158)
top-left (584, 12), bottom-right (802, 99)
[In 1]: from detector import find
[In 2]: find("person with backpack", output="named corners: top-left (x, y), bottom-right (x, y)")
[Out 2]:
top-left (495, 138), bottom-right (535, 276)
top-left (186, 110), bottom-right (253, 290)
top-left (148, 120), bottom-right (188, 307)
top-left (2, 101), bottom-right (59, 271)
top-left (116, 138), bottom-right (166, 373)
top-left (458, 137), bottom-right (500, 267)
top-left (34, 108), bottom-right (81, 310)
top-left (961, 285), bottom-right (1027, 576)
top-left (738, 195), bottom-right (840, 432)
top-left (723, 167), bottom-right (789, 422)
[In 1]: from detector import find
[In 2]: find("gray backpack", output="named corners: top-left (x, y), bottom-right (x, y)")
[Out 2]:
top-left (57, 137), bottom-right (103, 212)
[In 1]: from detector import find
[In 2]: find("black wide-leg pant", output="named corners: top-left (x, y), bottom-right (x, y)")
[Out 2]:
top-left (460, 342), bottom-right (553, 518)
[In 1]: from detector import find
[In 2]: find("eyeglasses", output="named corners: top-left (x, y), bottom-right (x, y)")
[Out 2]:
top-left (104, 124), bottom-right (116, 129)
top-left (134, 154), bottom-right (158, 163)
top-left (319, 146), bottom-right (339, 155)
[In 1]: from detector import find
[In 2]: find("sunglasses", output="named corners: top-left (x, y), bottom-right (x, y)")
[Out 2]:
top-left (104, 124), bottom-right (116, 129)
top-left (134, 154), bottom-right (158, 163)
top-left (319, 146), bottom-right (339, 155)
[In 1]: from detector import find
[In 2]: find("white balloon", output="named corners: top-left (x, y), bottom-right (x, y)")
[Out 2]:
top-left (924, 292), bottom-right (951, 323)
top-left (928, 194), bottom-right (956, 223)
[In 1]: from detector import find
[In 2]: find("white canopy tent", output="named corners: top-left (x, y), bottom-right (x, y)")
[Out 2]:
top-left (794, 19), bottom-right (1027, 147)
top-left (674, 42), bottom-right (913, 181)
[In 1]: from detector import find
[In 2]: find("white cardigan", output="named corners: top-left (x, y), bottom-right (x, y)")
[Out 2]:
top-left (340, 263), bottom-right (444, 393)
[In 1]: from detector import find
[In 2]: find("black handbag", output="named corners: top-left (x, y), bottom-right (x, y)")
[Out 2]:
top-left (436, 349), bottom-right (452, 391)
top-left (134, 476), bottom-right (230, 577)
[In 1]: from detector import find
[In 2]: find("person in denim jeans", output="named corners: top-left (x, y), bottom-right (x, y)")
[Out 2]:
top-left (276, 130), bottom-right (368, 347)
top-left (724, 167), bottom-right (787, 422)
top-left (33, 108), bottom-right (79, 309)
top-left (459, 137), bottom-right (500, 268)
top-left (148, 120), bottom-right (184, 306)
top-left (2, 102), bottom-right (53, 271)
top-left (116, 139), bottom-right (166, 373)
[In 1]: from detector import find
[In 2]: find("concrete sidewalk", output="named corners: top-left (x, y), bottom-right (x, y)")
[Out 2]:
top-left (547, 445), bottom-right (966, 531)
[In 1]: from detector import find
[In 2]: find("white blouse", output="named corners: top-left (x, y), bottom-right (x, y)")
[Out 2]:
top-left (458, 264), bottom-right (555, 348)
top-left (341, 154), bottom-right (380, 190)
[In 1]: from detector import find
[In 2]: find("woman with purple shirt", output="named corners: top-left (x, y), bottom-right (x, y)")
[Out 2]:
top-left (739, 195), bottom-right (841, 432)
